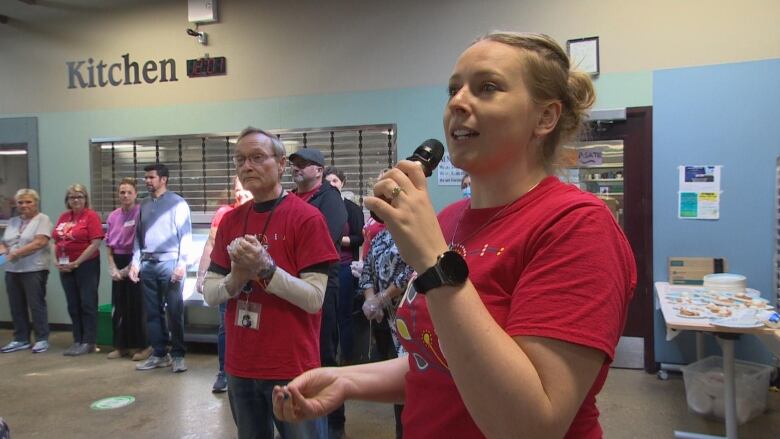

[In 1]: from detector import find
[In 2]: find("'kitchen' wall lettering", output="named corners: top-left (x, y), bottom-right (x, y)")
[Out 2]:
top-left (66, 54), bottom-right (177, 89)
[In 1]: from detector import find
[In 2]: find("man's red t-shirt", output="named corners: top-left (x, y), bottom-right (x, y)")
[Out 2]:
top-left (211, 195), bottom-right (338, 379)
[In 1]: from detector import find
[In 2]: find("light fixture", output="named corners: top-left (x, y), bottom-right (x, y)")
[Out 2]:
top-left (186, 28), bottom-right (208, 45)
top-left (0, 150), bottom-right (28, 155)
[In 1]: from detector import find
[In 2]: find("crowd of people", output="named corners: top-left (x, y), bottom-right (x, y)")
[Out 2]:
top-left (1, 31), bottom-right (635, 439)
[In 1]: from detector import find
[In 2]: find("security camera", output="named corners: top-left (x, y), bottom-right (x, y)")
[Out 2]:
top-left (186, 28), bottom-right (208, 45)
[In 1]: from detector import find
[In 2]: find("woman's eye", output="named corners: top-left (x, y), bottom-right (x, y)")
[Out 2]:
top-left (481, 82), bottom-right (498, 92)
top-left (447, 85), bottom-right (460, 97)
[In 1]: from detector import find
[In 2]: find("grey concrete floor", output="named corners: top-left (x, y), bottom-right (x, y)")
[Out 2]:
top-left (0, 329), bottom-right (778, 438)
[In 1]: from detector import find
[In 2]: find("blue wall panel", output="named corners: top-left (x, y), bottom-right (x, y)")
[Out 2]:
top-left (653, 59), bottom-right (780, 364)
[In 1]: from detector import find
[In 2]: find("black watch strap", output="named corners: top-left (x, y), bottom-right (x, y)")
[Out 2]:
top-left (412, 250), bottom-right (468, 295)
top-left (413, 264), bottom-right (443, 295)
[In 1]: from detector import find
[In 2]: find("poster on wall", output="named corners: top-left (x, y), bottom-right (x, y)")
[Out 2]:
top-left (437, 153), bottom-right (466, 186)
top-left (678, 165), bottom-right (721, 219)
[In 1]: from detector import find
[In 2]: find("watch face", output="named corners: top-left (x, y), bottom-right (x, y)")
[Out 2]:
top-left (439, 251), bottom-right (469, 284)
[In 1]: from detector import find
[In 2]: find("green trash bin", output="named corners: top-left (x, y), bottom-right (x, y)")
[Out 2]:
top-left (97, 304), bottom-right (113, 346)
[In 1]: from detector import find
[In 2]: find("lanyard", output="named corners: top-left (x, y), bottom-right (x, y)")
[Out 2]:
top-left (239, 190), bottom-right (285, 295)
top-left (243, 190), bottom-right (285, 240)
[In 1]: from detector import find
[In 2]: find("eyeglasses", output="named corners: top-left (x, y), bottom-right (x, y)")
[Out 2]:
top-left (233, 154), bottom-right (275, 167)
top-left (291, 161), bottom-right (318, 170)
top-left (67, 195), bottom-right (85, 200)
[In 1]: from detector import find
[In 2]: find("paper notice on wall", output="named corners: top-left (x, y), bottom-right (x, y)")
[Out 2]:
top-left (678, 165), bottom-right (722, 220)
top-left (437, 153), bottom-right (466, 186)
top-left (679, 191), bottom-right (720, 219)
top-left (679, 165), bottom-right (721, 192)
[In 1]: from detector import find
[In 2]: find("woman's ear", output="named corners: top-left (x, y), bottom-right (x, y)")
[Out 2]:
top-left (534, 100), bottom-right (562, 137)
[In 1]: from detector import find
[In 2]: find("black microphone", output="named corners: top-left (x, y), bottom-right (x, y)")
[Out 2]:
top-left (370, 138), bottom-right (445, 223)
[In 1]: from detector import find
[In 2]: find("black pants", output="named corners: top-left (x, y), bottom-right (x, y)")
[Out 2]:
top-left (320, 265), bottom-right (345, 431)
top-left (5, 270), bottom-right (49, 342)
top-left (111, 254), bottom-right (147, 350)
top-left (60, 257), bottom-right (100, 344)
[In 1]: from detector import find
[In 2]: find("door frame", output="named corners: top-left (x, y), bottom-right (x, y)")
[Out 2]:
top-left (588, 106), bottom-right (655, 372)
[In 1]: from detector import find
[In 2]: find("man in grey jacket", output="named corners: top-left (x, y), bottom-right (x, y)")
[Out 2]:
top-left (129, 163), bottom-right (192, 373)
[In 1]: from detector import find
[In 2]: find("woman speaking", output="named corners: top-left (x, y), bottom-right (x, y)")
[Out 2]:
top-left (273, 31), bottom-right (636, 439)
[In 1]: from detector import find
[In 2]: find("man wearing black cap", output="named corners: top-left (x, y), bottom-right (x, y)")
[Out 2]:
top-left (289, 148), bottom-right (348, 439)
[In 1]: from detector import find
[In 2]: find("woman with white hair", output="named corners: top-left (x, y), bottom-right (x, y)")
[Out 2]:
top-left (0, 188), bottom-right (53, 354)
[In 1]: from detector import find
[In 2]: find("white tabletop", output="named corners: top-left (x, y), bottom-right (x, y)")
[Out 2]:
top-left (655, 282), bottom-right (778, 335)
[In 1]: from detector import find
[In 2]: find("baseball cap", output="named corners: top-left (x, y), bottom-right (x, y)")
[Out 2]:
top-left (289, 148), bottom-right (325, 167)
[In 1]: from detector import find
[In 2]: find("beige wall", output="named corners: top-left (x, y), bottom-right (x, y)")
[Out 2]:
top-left (1, 0), bottom-right (778, 114)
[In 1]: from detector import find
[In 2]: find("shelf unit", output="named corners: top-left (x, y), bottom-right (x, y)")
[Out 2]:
top-left (561, 141), bottom-right (625, 227)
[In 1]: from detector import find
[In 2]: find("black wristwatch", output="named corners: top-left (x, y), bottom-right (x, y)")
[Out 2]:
top-left (257, 260), bottom-right (277, 281)
top-left (413, 250), bottom-right (469, 295)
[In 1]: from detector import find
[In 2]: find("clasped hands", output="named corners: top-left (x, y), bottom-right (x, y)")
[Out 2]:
top-left (110, 266), bottom-right (130, 281)
top-left (362, 291), bottom-right (389, 322)
top-left (56, 260), bottom-right (79, 273)
top-left (227, 234), bottom-right (274, 283)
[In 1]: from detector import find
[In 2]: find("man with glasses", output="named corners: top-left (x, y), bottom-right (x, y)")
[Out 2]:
top-left (203, 127), bottom-right (338, 439)
top-left (289, 148), bottom-right (348, 439)
top-left (129, 163), bottom-right (192, 373)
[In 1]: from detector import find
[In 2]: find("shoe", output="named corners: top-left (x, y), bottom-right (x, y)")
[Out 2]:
top-left (63, 342), bottom-right (80, 356)
top-left (70, 343), bottom-right (95, 356)
top-left (136, 354), bottom-right (172, 370)
top-left (212, 372), bottom-right (227, 393)
top-left (172, 357), bottom-right (188, 373)
top-left (31, 340), bottom-right (49, 353)
top-left (132, 346), bottom-right (153, 361)
top-left (107, 349), bottom-right (128, 359)
top-left (1, 340), bottom-right (31, 353)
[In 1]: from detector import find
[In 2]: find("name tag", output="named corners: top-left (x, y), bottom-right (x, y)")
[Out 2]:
top-left (123, 220), bottom-right (135, 227)
top-left (236, 301), bottom-right (261, 331)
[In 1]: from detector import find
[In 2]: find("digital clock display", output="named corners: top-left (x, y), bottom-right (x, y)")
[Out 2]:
top-left (187, 57), bottom-right (227, 77)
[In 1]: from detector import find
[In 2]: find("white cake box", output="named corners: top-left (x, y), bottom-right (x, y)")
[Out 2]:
top-left (702, 273), bottom-right (747, 293)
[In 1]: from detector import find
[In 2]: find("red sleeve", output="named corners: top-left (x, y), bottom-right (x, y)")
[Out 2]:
top-left (504, 205), bottom-right (636, 360)
top-left (86, 209), bottom-right (104, 240)
top-left (210, 211), bottom-right (231, 272)
top-left (211, 205), bottom-right (232, 228)
top-left (52, 212), bottom-right (66, 244)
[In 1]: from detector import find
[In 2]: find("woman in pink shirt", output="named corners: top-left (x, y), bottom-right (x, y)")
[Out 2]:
top-left (105, 178), bottom-right (150, 361)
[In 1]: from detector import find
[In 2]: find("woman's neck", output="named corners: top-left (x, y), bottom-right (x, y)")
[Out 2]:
top-left (121, 203), bottom-right (134, 212)
top-left (20, 212), bottom-right (36, 221)
top-left (71, 207), bottom-right (84, 216)
top-left (469, 165), bottom-right (548, 209)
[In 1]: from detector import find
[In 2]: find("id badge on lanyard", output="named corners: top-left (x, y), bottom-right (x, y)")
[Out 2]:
top-left (236, 295), bottom-right (261, 330)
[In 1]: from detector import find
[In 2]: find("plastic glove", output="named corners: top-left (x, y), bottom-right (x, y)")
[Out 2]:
top-left (228, 235), bottom-right (274, 273)
top-left (350, 261), bottom-right (363, 278)
top-left (362, 296), bottom-right (384, 322)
